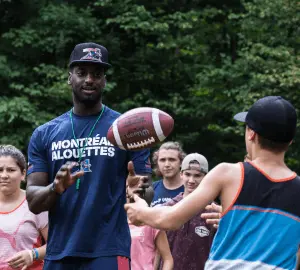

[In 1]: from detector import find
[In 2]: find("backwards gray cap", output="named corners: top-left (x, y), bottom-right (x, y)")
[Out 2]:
top-left (181, 153), bottom-right (208, 174)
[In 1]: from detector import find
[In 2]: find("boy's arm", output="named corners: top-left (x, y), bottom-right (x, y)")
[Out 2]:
top-left (125, 163), bottom-right (239, 230)
top-left (153, 252), bottom-right (161, 270)
top-left (155, 231), bottom-right (173, 270)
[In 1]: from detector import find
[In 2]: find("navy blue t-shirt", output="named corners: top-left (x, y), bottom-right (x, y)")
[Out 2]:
top-left (150, 180), bottom-right (184, 207)
top-left (27, 105), bottom-right (151, 260)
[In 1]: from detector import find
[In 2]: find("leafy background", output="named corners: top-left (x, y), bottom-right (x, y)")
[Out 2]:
top-left (1, 0), bottom-right (299, 170)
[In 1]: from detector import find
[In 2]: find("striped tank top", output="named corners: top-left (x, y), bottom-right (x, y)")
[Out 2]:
top-left (205, 162), bottom-right (300, 270)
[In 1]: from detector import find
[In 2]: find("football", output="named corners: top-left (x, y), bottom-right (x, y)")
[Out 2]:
top-left (107, 107), bottom-right (174, 151)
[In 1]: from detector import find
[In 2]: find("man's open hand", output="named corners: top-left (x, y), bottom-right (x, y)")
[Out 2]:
top-left (126, 161), bottom-right (149, 200)
top-left (53, 162), bottom-right (84, 194)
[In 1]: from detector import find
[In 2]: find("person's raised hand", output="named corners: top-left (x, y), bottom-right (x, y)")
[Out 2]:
top-left (126, 161), bottom-right (149, 199)
top-left (53, 161), bottom-right (84, 194)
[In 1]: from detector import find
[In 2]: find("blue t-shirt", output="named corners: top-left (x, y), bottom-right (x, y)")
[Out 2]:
top-left (150, 180), bottom-right (184, 207)
top-left (27, 105), bottom-right (151, 260)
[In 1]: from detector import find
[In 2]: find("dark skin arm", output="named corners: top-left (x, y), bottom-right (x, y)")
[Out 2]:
top-left (27, 161), bottom-right (152, 214)
top-left (26, 172), bottom-right (57, 214)
top-left (26, 162), bottom-right (84, 214)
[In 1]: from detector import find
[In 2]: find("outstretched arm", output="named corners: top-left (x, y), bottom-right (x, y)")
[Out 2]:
top-left (125, 163), bottom-right (234, 230)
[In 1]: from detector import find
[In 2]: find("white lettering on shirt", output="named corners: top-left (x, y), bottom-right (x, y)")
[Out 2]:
top-left (51, 136), bottom-right (116, 161)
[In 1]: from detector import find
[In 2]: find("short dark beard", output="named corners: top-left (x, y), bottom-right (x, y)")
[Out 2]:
top-left (72, 88), bottom-right (103, 107)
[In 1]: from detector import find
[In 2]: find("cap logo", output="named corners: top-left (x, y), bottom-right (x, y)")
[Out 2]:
top-left (81, 48), bottom-right (102, 62)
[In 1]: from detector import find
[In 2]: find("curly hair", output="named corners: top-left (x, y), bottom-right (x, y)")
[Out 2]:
top-left (0, 145), bottom-right (27, 172)
top-left (152, 141), bottom-right (186, 177)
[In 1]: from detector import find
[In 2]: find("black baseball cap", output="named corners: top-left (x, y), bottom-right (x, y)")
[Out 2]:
top-left (69, 42), bottom-right (111, 69)
top-left (234, 96), bottom-right (297, 143)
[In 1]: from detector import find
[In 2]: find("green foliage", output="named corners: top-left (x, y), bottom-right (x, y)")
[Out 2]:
top-left (0, 0), bottom-right (299, 170)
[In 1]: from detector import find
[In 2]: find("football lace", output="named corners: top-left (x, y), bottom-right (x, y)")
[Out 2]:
top-left (126, 137), bottom-right (155, 149)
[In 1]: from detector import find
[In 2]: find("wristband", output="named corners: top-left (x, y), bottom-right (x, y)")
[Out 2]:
top-left (33, 248), bottom-right (39, 260)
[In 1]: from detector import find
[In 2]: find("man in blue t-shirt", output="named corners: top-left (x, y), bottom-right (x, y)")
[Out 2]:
top-left (26, 42), bottom-right (152, 270)
top-left (151, 142), bottom-right (186, 207)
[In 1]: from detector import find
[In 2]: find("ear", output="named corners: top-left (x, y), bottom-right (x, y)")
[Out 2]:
top-left (246, 126), bottom-right (256, 141)
top-left (68, 72), bottom-right (72, 85)
top-left (21, 169), bottom-right (26, 182)
top-left (249, 130), bottom-right (256, 141)
top-left (102, 76), bottom-right (107, 88)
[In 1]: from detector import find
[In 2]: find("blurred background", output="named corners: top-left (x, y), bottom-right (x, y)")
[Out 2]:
top-left (0, 0), bottom-right (299, 170)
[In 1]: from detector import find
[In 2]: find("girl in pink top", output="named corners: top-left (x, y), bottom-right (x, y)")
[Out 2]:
top-left (0, 145), bottom-right (48, 270)
top-left (127, 185), bottom-right (173, 270)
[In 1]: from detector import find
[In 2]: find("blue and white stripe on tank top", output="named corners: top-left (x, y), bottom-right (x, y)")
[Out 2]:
top-left (205, 162), bottom-right (300, 270)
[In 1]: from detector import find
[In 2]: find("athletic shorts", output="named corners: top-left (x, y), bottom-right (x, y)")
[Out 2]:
top-left (43, 256), bottom-right (130, 270)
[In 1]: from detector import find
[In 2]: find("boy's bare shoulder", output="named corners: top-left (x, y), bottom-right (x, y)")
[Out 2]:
top-left (214, 162), bottom-right (241, 173)
top-left (213, 162), bottom-right (242, 182)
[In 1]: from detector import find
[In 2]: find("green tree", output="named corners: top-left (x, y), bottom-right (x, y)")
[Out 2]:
top-left (1, 0), bottom-right (299, 171)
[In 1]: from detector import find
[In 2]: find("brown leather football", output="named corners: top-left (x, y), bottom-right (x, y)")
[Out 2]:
top-left (107, 107), bottom-right (174, 151)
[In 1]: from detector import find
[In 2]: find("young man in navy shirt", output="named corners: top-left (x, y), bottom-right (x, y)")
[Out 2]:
top-left (151, 142), bottom-right (186, 207)
top-left (26, 42), bottom-right (152, 270)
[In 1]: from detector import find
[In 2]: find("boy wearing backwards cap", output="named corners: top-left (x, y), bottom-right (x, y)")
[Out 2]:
top-left (126, 96), bottom-right (300, 270)
top-left (161, 153), bottom-right (216, 270)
